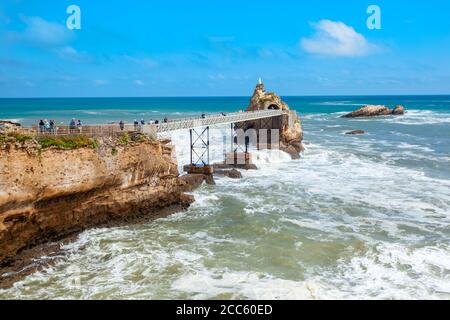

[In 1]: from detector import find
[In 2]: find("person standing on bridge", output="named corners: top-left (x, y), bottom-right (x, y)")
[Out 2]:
top-left (77, 120), bottom-right (83, 133)
top-left (38, 120), bottom-right (45, 133)
top-left (119, 120), bottom-right (125, 131)
top-left (49, 120), bottom-right (55, 134)
top-left (69, 118), bottom-right (76, 133)
top-left (134, 119), bottom-right (139, 131)
top-left (44, 120), bottom-right (50, 133)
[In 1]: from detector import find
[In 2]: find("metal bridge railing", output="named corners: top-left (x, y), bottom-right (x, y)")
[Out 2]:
top-left (154, 110), bottom-right (285, 133)
top-left (33, 124), bottom-right (139, 137)
top-left (28, 110), bottom-right (285, 138)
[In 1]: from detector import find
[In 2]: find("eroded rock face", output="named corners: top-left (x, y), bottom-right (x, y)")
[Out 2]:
top-left (244, 83), bottom-right (304, 158)
top-left (392, 105), bottom-right (405, 115)
top-left (247, 84), bottom-right (290, 112)
top-left (0, 138), bottom-right (194, 264)
top-left (214, 168), bottom-right (243, 179)
top-left (342, 105), bottom-right (405, 118)
top-left (179, 173), bottom-right (216, 191)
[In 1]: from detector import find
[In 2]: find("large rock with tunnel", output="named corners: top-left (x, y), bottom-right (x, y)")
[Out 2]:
top-left (242, 83), bottom-right (304, 159)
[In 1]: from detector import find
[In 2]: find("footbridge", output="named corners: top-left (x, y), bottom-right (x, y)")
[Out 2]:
top-left (149, 109), bottom-right (285, 133)
top-left (33, 109), bottom-right (287, 174)
top-left (150, 109), bottom-right (286, 173)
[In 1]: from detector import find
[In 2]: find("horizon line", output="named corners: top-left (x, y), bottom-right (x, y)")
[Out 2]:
top-left (1, 93), bottom-right (450, 99)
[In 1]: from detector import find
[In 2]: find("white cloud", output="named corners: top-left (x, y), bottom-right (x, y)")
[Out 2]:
top-left (125, 55), bottom-right (158, 68)
top-left (19, 16), bottom-right (73, 47)
top-left (208, 73), bottom-right (225, 80)
top-left (134, 80), bottom-right (145, 86)
top-left (301, 20), bottom-right (378, 57)
top-left (94, 80), bottom-right (109, 86)
top-left (55, 46), bottom-right (90, 62)
top-left (258, 48), bottom-right (274, 58)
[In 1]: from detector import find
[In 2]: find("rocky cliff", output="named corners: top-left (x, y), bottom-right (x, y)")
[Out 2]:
top-left (245, 83), bottom-right (304, 159)
top-left (0, 133), bottom-right (193, 267)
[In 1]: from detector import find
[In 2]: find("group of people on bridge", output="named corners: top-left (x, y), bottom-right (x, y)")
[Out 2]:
top-left (119, 112), bottom-right (225, 131)
top-left (36, 111), bottom-right (231, 134)
top-left (120, 118), bottom-right (167, 131)
top-left (38, 118), bottom-right (82, 134)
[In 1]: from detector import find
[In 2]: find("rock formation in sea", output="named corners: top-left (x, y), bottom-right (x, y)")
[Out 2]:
top-left (342, 105), bottom-right (405, 118)
top-left (345, 130), bottom-right (366, 135)
top-left (243, 83), bottom-right (304, 159)
top-left (0, 131), bottom-right (196, 275)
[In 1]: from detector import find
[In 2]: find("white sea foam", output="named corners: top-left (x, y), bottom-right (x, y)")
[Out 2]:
top-left (383, 110), bottom-right (450, 125)
top-left (400, 143), bottom-right (434, 153)
top-left (1, 118), bottom-right (22, 123)
top-left (171, 269), bottom-right (329, 299)
top-left (80, 111), bottom-right (101, 115)
top-left (323, 243), bottom-right (450, 299)
top-left (312, 101), bottom-right (366, 107)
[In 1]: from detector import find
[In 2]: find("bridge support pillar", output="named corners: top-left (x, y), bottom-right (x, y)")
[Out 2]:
top-left (226, 151), bottom-right (252, 165)
top-left (226, 123), bottom-right (253, 165)
top-left (185, 126), bottom-right (214, 175)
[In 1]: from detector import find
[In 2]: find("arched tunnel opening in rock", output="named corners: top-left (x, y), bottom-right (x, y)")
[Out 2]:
top-left (267, 104), bottom-right (280, 110)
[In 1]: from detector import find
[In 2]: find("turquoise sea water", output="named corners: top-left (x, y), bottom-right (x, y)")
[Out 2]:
top-left (1, 95), bottom-right (450, 125)
top-left (0, 96), bottom-right (449, 299)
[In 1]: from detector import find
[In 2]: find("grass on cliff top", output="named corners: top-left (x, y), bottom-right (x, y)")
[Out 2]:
top-left (37, 135), bottom-right (99, 150)
top-left (0, 131), bottom-right (33, 143)
top-left (118, 132), bottom-right (130, 145)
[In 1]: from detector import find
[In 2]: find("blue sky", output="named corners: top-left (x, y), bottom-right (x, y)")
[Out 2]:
top-left (0, 0), bottom-right (449, 97)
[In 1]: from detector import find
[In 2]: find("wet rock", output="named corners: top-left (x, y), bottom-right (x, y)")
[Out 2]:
top-left (179, 173), bottom-right (215, 191)
top-left (345, 130), bottom-right (366, 135)
top-left (179, 174), bottom-right (205, 191)
top-left (342, 105), bottom-right (406, 118)
top-left (214, 169), bottom-right (243, 179)
top-left (392, 105), bottom-right (405, 115)
top-left (289, 141), bottom-right (305, 153)
top-left (204, 174), bottom-right (216, 185)
top-left (213, 162), bottom-right (258, 170)
top-left (280, 145), bottom-right (301, 159)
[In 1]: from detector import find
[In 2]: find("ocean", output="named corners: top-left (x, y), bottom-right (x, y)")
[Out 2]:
top-left (1, 96), bottom-right (449, 299)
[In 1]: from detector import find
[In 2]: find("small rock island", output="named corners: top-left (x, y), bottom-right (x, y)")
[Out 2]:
top-left (244, 83), bottom-right (304, 159)
top-left (342, 105), bottom-right (405, 118)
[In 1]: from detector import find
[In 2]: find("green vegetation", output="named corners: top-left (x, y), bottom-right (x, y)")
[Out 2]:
top-left (0, 131), bottom-right (33, 143)
top-left (37, 135), bottom-right (99, 150)
top-left (118, 133), bottom-right (130, 145)
top-left (111, 147), bottom-right (118, 156)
